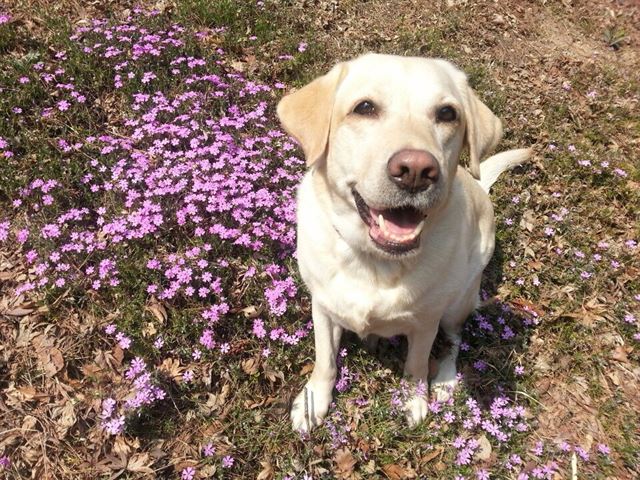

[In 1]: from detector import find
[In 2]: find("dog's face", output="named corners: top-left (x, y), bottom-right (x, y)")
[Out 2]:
top-left (278, 54), bottom-right (502, 258)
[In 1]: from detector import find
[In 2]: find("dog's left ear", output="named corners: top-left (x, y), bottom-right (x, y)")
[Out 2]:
top-left (461, 87), bottom-right (503, 180)
top-left (277, 63), bottom-right (347, 166)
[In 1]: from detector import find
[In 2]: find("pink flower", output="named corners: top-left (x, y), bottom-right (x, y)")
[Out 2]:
top-left (476, 469), bottom-right (490, 480)
top-left (181, 467), bottom-right (196, 480)
top-left (203, 443), bottom-right (215, 457)
top-left (0, 221), bottom-right (9, 241)
top-left (252, 318), bottom-right (266, 338)
top-left (558, 440), bottom-right (571, 453)
top-left (103, 415), bottom-right (125, 435)
top-left (116, 332), bottom-right (132, 349)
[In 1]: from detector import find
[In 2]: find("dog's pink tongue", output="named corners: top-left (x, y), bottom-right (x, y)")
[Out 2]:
top-left (370, 207), bottom-right (422, 236)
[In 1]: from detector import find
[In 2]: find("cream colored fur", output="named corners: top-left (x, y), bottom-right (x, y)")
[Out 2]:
top-left (278, 53), bottom-right (531, 431)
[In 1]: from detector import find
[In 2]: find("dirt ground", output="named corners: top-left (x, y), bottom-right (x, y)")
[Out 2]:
top-left (1, 0), bottom-right (639, 478)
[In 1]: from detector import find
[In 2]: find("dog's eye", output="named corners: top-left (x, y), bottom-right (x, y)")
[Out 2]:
top-left (353, 100), bottom-right (377, 116)
top-left (436, 105), bottom-right (457, 122)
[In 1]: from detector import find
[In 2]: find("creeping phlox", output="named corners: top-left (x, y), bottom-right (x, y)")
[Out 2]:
top-left (1, 9), bottom-right (307, 437)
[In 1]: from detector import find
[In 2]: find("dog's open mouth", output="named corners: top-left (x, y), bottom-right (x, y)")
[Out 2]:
top-left (353, 189), bottom-right (425, 254)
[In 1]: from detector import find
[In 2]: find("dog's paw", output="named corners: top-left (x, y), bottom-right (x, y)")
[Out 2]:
top-left (291, 381), bottom-right (334, 432)
top-left (404, 395), bottom-right (429, 427)
top-left (431, 376), bottom-right (458, 402)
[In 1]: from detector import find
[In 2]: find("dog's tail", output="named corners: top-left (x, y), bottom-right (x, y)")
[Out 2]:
top-left (478, 148), bottom-right (531, 193)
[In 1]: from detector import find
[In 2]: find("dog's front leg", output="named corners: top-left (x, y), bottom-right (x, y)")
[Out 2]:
top-left (291, 301), bottom-right (342, 432)
top-left (403, 327), bottom-right (438, 427)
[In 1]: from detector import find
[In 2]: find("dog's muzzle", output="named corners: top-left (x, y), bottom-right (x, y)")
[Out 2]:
top-left (353, 189), bottom-right (426, 255)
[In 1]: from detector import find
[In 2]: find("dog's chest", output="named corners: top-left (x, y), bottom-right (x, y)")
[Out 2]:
top-left (311, 262), bottom-right (432, 338)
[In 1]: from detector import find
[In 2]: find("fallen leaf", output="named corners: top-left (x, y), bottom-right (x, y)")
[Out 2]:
top-left (47, 347), bottom-right (65, 376)
top-left (610, 346), bottom-right (628, 363)
top-left (127, 452), bottom-right (154, 473)
top-left (145, 297), bottom-right (167, 323)
top-left (231, 60), bottom-right (246, 72)
top-left (263, 368), bottom-right (285, 383)
top-left (3, 307), bottom-right (34, 316)
top-left (299, 362), bottom-right (314, 376)
top-left (200, 464), bottom-right (217, 477)
top-left (607, 370), bottom-right (620, 386)
top-left (362, 460), bottom-right (377, 474)
top-left (97, 453), bottom-right (127, 472)
top-left (113, 436), bottom-right (132, 457)
top-left (420, 446), bottom-right (443, 464)
top-left (158, 357), bottom-right (183, 379)
top-left (256, 460), bottom-right (274, 480)
top-left (474, 434), bottom-right (492, 461)
top-left (241, 357), bottom-right (260, 375)
top-left (21, 415), bottom-right (38, 432)
top-left (112, 346), bottom-right (124, 366)
top-left (240, 305), bottom-right (261, 318)
top-left (52, 401), bottom-right (77, 439)
top-left (382, 463), bottom-right (417, 479)
top-left (17, 386), bottom-right (37, 401)
top-left (520, 209), bottom-right (536, 232)
top-left (334, 448), bottom-right (356, 478)
top-left (142, 321), bottom-right (157, 337)
top-left (202, 384), bottom-right (230, 414)
top-left (511, 298), bottom-right (545, 317)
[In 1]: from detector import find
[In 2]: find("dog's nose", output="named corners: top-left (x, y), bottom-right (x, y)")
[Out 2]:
top-left (387, 149), bottom-right (439, 192)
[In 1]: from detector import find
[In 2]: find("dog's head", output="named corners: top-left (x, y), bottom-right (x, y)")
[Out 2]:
top-left (278, 54), bottom-right (503, 258)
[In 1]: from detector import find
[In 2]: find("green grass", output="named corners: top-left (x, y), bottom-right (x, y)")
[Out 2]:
top-left (0, 1), bottom-right (639, 479)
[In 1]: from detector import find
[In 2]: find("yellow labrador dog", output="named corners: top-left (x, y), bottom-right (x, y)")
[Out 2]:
top-left (278, 53), bottom-right (530, 432)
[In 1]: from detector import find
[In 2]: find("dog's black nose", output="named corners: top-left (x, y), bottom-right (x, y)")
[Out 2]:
top-left (387, 149), bottom-right (439, 192)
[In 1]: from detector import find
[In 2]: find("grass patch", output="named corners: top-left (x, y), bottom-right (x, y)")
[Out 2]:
top-left (0, 1), bottom-right (638, 479)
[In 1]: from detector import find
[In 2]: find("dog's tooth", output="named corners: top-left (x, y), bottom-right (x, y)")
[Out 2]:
top-left (412, 219), bottom-right (425, 237)
top-left (378, 214), bottom-right (387, 232)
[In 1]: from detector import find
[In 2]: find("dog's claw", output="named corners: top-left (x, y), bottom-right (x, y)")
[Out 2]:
top-left (431, 378), bottom-right (458, 402)
top-left (291, 381), bottom-right (333, 432)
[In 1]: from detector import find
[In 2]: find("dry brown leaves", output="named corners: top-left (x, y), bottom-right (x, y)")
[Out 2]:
top-left (0, 244), bottom-right (141, 478)
top-left (333, 447), bottom-right (357, 479)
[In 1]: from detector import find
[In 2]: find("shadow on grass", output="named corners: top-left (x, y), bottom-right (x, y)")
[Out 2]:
top-left (337, 234), bottom-right (533, 409)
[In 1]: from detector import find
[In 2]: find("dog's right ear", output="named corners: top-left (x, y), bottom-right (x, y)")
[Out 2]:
top-left (277, 63), bottom-right (346, 166)
top-left (461, 88), bottom-right (503, 180)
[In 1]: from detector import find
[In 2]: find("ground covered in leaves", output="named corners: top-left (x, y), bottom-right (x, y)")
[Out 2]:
top-left (0, 0), bottom-right (638, 478)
